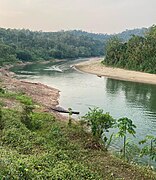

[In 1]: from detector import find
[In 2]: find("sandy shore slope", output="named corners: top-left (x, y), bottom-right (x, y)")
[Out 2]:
top-left (75, 59), bottom-right (156, 85)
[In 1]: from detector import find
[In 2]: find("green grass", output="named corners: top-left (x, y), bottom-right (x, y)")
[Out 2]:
top-left (0, 90), bottom-right (156, 179)
top-left (0, 90), bottom-right (33, 105)
top-left (0, 109), bottom-right (102, 179)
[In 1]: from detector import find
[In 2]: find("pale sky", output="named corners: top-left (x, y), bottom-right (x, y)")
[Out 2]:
top-left (0, 0), bottom-right (155, 34)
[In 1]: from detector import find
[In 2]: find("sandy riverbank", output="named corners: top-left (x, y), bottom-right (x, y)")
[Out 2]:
top-left (75, 59), bottom-right (156, 85)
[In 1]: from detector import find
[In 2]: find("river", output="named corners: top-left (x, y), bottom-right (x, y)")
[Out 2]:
top-left (11, 58), bottom-right (156, 166)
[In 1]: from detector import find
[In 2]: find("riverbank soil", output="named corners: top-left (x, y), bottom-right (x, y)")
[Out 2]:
top-left (0, 68), bottom-right (60, 113)
top-left (75, 59), bottom-right (156, 85)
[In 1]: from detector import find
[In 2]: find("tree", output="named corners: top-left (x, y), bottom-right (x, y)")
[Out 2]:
top-left (16, 50), bottom-right (33, 61)
top-left (116, 117), bottom-right (136, 159)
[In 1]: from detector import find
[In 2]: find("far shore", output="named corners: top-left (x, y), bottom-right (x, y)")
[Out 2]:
top-left (75, 59), bottom-right (156, 85)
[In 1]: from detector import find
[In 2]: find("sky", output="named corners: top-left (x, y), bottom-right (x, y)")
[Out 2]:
top-left (0, 0), bottom-right (155, 34)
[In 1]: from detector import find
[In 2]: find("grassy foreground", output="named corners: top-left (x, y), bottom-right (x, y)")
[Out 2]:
top-left (0, 89), bottom-right (156, 179)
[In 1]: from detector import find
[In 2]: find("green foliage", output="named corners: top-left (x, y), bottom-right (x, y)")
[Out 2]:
top-left (0, 27), bottom-right (147, 65)
top-left (15, 94), bottom-right (33, 105)
top-left (0, 42), bottom-right (17, 65)
top-left (21, 106), bottom-right (54, 131)
top-left (21, 105), bottom-right (34, 130)
top-left (0, 97), bottom-right (156, 179)
top-left (16, 50), bottom-right (33, 61)
top-left (0, 87), bottom-right (5, 94)
top-left (31, 112), bottom-right (55, 130)
top-left (0, 106), bottom-right (104, 179)
top-left (104, 25), bottom-right (156, 74)
top-left (116, 118), bottom-right (136, 159)
top-left (0, 91), bottom-right (33, 105)
top-left (68, 107), bottom-right (72, 126)
top-left (121, 140), bottom-right (140, 162)
top-left (0, 105), bottom-right (4, 130)
top-left (139, 135), bottom-right (156, 161)
top-left (0, 28), bottom-right (106, 66)
top-left (83, 107), bottom-right (115, 148)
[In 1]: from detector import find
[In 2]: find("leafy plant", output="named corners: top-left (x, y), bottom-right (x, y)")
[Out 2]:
top-left (83, 107), bottom-right (115, 149)
top-left (0, 105), bottom-right (4, 130)
top-left (116, 117), bottom-right (136, 160)
top-left (68, 108), bottom-right (72, 126)
top-left (16, 94), bottom-right (33, 105)
top-left (21, 105), bottom-right (34, 130)
top-left (139, 135), bottom-right (156, 162)
top-left (123, 140), bottom-right (140, 162)
top-left (0, 87), bottom-right (5, 94)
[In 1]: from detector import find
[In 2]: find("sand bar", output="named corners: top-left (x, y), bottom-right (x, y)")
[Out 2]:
top-left (75, 59), bottom-right (156, 85)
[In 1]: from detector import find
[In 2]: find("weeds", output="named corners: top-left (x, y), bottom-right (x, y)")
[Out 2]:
top-left (0, 92), bottom-right (156, 179)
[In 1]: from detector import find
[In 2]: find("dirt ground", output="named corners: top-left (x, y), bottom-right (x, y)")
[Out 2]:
top-left (0, 68), bottom-right (65, 119)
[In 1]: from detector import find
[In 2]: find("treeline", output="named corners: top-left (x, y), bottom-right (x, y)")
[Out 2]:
top-left (116, 28), bottom-right (147, 41)
top-left (0, 27), bottom-right (147, 66)
top-left (0, 28), bottom-right (105, 65)
top-left (69, 28), bottom-right (147, 42)
top-left (104, 25), bottom-right (156, 74)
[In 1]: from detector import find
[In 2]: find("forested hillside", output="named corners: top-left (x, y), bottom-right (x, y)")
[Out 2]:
top-left (70, 28), bottom-right (147, 42)
top-left (103, 25), bottom-right (156, 73)
top-left (116, 28), bottom-right (147, 41)
top-left (0, 28), bottom-right (105, 65)
top-left (0, 27), bottom-right (147, 66)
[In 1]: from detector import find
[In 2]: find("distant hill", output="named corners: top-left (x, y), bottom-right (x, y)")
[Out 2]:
top-left (116, 28), bottom-right (148, 41)
top-left (67, 30), bottom-right (110, 41)
top-left (0, 28), bottom-right (105, 65)
top-left (68, 28), bottom-right (148, 42)
top-left (0, 27), bottom-right (149, 65)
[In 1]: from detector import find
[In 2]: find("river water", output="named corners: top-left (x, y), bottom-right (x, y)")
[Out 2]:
top-left (11, 58), bottom-right (156, 165)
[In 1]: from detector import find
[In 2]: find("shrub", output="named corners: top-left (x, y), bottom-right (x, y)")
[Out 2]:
top-left (139, 135), bottom-right (156, 162)
top-left (21, 105), bottom-right (34, 130)
top-left (16, 94), bottom-right (33, 105)
top-left (0, 87), bottom-right (5, 94)
top-left (0, 106), bottom-right (5, 130)
top-left (83, 107), bottom-right (115, 149)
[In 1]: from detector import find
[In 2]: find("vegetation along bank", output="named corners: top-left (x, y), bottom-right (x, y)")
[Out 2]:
top-left (0, 67), bottom-right (156, 179)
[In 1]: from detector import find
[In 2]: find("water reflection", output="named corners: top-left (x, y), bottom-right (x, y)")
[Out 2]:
top-left (106, 78), bottom-right (156, 114)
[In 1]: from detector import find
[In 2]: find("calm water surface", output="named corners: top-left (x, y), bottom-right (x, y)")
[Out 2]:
top-left (12, 58), bottom-right (156, 165)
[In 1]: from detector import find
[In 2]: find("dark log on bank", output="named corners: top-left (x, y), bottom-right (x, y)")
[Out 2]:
top-left (97, 75), bottom-right (102, 78)
top-left (50, 106), bottom-right (80, 115)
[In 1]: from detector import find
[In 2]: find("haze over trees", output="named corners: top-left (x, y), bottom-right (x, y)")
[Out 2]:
top-left (0, 27), bottom-right (147, 65)
top-left (104, 25), bottom-right (156, 74)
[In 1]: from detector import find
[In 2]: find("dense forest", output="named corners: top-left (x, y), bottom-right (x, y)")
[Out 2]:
top-left (0, 27), bottom-right (147, 66)
top-left (104, 25), bottom-right (156, 74)
top-left (70, 28), bottom-right (147, 42)
top-left (0, 28), bottom-right (105, 65)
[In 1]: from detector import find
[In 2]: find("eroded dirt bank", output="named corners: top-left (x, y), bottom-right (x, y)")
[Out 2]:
top-left (0, 68), bottom-right (60, 112)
